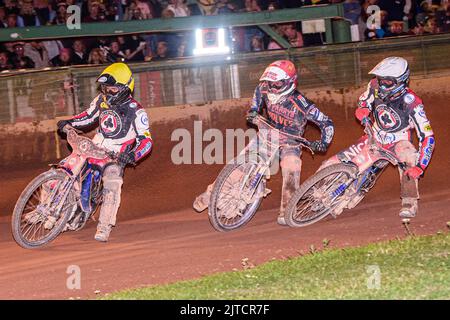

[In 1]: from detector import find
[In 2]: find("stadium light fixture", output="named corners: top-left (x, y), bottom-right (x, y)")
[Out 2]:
top-left (193, 28), bottom-right (230, 56)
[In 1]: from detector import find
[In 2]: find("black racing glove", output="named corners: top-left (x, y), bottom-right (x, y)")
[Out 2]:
top-left (57, 120), bottom-right (71, 133)
top-left (246, 110), bottom-right (258, 124)
top-left (310, 140), bottom-right (328, 153)
top-left (118, 152), bottom-right (136, 167)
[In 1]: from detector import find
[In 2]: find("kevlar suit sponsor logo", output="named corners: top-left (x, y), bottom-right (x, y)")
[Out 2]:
top-left (100, 110), bottom-right (122, 137)
top-left (375, 104), bottom-right (401, 131)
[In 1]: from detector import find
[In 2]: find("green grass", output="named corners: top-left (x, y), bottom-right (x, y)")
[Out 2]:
top-left (105, 232), bottom-right (450, 300)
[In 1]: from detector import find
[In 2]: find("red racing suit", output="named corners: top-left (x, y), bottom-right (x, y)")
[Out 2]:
top-left (66, 94), bottom-right (153, 162)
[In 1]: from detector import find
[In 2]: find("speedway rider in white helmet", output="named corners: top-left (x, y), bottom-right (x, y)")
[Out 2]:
top-left (193, 60), bottom-right (335, 225)
top-left (323, 57), bottom-right (435, 218)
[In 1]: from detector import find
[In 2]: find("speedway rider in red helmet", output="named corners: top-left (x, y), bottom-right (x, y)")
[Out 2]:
top-left (321, 56), bottom-right (435, 218)
top-left (193, 60), bottom-right (335, 225)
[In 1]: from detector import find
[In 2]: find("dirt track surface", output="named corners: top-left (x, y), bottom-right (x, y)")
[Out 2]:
top-left (1, 189), bottom-right (449, 300)
top-left (0, 94), bottom-right (449, 299)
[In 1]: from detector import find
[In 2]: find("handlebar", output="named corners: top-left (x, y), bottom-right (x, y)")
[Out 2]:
top-left (65, 127), bottom-right (116, 161)
top-left (253, 115), bottom-right (314, 154)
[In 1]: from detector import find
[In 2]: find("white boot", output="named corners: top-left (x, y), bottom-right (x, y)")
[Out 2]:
top-left (95, 223), bottom-right (112, 242)
top-left (399, 198), bottom-right (418, 218)
top-left (193, 191), bottom-right (209, 213)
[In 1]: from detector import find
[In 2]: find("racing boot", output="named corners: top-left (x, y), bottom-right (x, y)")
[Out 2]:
top-left (399, 198), bottom-right (418, 218)
top-left (193, 184), bottom-right (213, 213)
top-left (44, 216), bottom-right (57, 230)
top-left (95, 223), bottom-right (112, 242)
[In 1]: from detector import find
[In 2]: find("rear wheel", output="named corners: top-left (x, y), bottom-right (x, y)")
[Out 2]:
top-left (208, 159), bottom-right (265, 232)
top-left (11, 170), bottom-right (75, 249)
top-left (285, 164), bottom-right (357, 227)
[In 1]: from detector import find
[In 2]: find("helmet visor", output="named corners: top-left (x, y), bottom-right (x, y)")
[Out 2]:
top-left (100, 84), bottom-right (121, 95)
top-left (267, 80), bottom-right (287, 93)
top-left (377, 77), bottom-right (397, 90)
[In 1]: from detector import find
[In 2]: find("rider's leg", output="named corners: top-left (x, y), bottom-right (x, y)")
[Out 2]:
top-left (317, 135), bottom-right (369, 171)
top-left (95, 164), bottom-right (123, 242)
top-left (394, 140), bottom-right (419, 218)
top-left (278, 147), bottom-right (302, 226)
top-left (192, 136), bottom-right (264, 213)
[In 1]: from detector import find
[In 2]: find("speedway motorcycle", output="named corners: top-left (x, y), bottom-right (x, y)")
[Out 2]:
top-left (284, 120), bottom-right (407, 227)
top-left (208, 115), bottom-right (313, 232)
top-left (11, 128), bottom-right (117, 249)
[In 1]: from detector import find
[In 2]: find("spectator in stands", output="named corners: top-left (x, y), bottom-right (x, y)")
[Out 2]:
top-left (72, 39), bottom-right (88, 64)
top-left (378, 0), bottom-right (411, 22)
top-left (136, 0), bottom-right (154, 18)
top-left (83, 0), bottom-right (106, 23)
top-left (20, 0), bottom-right (41, 26)
top-left (6, 13), bottom-right (20, 27)
top-left (343, 0), bottom-right (362, 26)
top-left (409, 19), bottom-right (427, 35)
top-left (267, 24), bottom-right (284, 50)
top-left (88, 47), bottom-right (106, 64)
top-left (42, 39), bottom-right (64, 61)
top-left (34, 0), bottom-right (52, 26)
top-left (386, 20), bottom-right (408, 37)
top-left (250, 35), bottom-right (264, 51)
top-left (2, 42), bottom-right (16, 60)
top-left (4, 0), bottom-right (20, 16)
top-left (105, 1), bottom-right (120, 21)
top-left (51, 47), bottom-right (73, 66)
top-left (176, 40), bottom-right (188, 57)
top-left (213, 0), bottom-right (237, 14)
top-left (166, 0), bottom-right (190, 17)
top-left (24, 41), bottom-right (50, 67)
top-left (51, 2), bottom-right (68, 25)
top-left (152, 40), bottom-right (169, 60)
top-left (11, 42), bottom-right (35, 69)
top-left (0, 6), bottom-right (7, 28)
top-left (425, 16), bottom-right (440, 33)
top-left (196, 0), bottom-right (216, 15)
top-left (284, 23), bottom-right (304, 47)
top-left (242, 0), bottom-right (264, 52)
top-left (0, 51), bottom-right (13, 71)
top-left (107, 40), bottom-right (127, 62)
top-left (444, 4), bottom-right (450, 32)
top-left (122, 35), bottom-right (147, 61)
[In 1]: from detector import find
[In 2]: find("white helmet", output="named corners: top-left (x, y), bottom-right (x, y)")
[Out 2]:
top-left (369, 57), bottom-right (410, 100)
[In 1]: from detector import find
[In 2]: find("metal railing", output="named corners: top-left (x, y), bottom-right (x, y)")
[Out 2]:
top-left (0, 33), bottom-right (449, 124)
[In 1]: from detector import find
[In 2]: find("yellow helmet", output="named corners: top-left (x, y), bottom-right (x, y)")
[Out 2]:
top-left (97, 62), bottom-right (135, 104)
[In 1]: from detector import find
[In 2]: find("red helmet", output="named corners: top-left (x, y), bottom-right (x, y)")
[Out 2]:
top-left (259, 60), bottom-right (298, 103)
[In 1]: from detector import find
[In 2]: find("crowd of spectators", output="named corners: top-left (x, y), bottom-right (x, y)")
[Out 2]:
top-left (0, 0), bottom-right (449, 71)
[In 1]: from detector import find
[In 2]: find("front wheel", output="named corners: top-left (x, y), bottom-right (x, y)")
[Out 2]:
top-left (208, 159), bottom-right (266, 232)
top-left (285, 164), bottom-right (357, 227)
top-left (11, 169), bottom-right (75, 249)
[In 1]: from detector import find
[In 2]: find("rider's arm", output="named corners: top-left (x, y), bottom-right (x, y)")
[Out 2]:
top-left (66, 95), bottom-right (102, 129)
top-left (305, 103), bottom-right (335, 148)
top-left (355, 79), bottom-right (376, 123)
top-left (249, 84), bottom-right (265, 113)
top-left (410, 102), bottom-right (435, 171)
top-left (131, 108), bottom-right (153, 162)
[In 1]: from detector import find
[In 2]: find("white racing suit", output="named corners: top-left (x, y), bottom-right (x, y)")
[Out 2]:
top-left (65, 94), bottom-right (153, 235)
top-left (323, 78), bottom-right (435, 216)
top-left (193, 84), bottom-right (334, 224)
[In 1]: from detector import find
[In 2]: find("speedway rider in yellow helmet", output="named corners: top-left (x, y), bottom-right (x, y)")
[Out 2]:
top-left (57, 62), bottom-right (153, 242)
